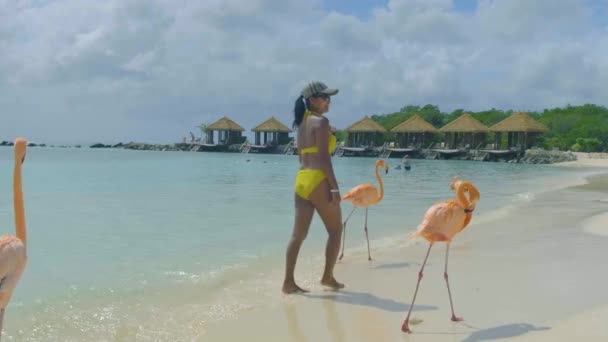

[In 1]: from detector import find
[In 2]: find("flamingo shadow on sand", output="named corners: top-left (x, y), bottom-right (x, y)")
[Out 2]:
top-left (305, 291), bottom-right (437, 313)
top-left (461, 323), bottom-right (550, 342)
top-left (340, 159), bottom-right (388, 261)
top-left (372, 262), bottom-right (411, 270)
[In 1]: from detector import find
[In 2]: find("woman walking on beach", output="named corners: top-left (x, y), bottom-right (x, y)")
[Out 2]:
top-left (282, 81), bottom-right (344, 294)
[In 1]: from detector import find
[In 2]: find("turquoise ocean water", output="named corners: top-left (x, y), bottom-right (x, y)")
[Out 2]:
top-left (0, 147), bottom-right (593, 340)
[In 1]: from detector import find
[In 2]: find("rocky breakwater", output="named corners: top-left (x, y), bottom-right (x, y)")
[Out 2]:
top-left (519, 149), bottom-right (577, 164)
top-left (89, 142), bottom-right (192, 152)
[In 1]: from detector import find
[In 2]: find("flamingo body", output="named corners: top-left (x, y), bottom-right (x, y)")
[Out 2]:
top-left (401, 177), bottom-right (479, 333)
top-left (415, 201), bottom-right (469, 242)
top-left (339, 159), bottom-right (388, 260)
top-left (0, 237), bottom-right (26, 306)
top-left (342, 183), bottom-right (380, 207)
top-left (0, 138), bottom-right (28, 338)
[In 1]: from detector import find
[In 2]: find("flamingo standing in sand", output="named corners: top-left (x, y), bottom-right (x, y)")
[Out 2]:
top-left (401, 176), bottom-right (480, 333)
top-left (0, 138), bottom-right (28, 340)
top-left (339, 159), bottom-right (388, 261)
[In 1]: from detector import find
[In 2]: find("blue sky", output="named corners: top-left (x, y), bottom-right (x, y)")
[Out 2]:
top-left (324, 0), bottom-right (389, 18)
top-left (326, 0), bottom-right (608, 25)
top-left (0, 0), bottom-right (607, 144)
top-left (325, 0), bottom-right (477, 18)
top-left (587, 0), bottom-right (608, 27)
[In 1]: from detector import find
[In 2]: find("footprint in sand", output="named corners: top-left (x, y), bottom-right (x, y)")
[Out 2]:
top-left (409, 318), bottom-right (424, 325)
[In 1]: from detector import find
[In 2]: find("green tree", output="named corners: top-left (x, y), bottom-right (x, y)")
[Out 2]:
top-left (363, 103), bottom-right (608, 151)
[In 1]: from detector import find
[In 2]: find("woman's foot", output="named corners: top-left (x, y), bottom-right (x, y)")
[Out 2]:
top-left (321, 277), bottom-right (345, 290)
top-left (282, 281), bottom-right (310, 294)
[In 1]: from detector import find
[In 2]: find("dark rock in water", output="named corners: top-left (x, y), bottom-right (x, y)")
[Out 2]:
top-left (112, 142), bottom-right (124, 148)
top-left (90, 143), bottom-right (111, 148)
top-left (121, 142), bottom-right (186, 152)
top-left (1, 141), bottom-right (45, 147)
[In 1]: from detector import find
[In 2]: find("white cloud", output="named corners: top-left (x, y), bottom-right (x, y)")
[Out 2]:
top-left (122, 50), bottom-right (157, 72)
top-left (0, 0), bottom-right (606, 143)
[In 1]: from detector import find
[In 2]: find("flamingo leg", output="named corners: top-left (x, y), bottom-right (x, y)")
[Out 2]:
top-left (0, 308), bottom-right (4, 341)
top-left (364, 207), bottom-right (371, 261)
top-left (339, 207), bottom-right (357, 260)
top-left (444, 243), bottom-right (463, 322)
top-left (402, 243), bottom-right (433, 333)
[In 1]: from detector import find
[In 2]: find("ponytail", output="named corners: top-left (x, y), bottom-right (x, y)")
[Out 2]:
top-left (293, 95), bottom-right (307, 129)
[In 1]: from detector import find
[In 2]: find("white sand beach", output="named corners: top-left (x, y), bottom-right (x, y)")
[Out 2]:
top-left (202, 156), bottom-right (608, 341)
top-left (582, 212), bottom-right (608, 237)
top-left (558, 152), bottom-right (608, 168)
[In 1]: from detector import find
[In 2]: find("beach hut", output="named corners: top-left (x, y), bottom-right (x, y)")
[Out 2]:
top-left (342, 116), bottom-right (387, 157)
top-left (203, 116), bottom-right (245, 150)
top-left (345, 116), bottom-right (386, 147)
top-left (489, 112), bottom-right (548, 150)
top-left (439, 113), bottom-right (489, 150)
top-left (251, 117), bottom-right (292, 146)
top-left (390, 114), bottom-right (438, 148)
top-left (246, 117), bottom-right (292, 153)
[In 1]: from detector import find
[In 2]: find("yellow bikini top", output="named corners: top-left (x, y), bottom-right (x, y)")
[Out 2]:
top-left (299, 111), bottom-right (337, 155)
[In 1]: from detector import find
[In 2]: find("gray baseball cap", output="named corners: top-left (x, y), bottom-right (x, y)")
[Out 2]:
top-left (301, 81), bottom-right (339, 99)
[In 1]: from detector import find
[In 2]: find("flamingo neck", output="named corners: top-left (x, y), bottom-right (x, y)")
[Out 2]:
top-left (375, 164), bottom-right (384, 202)
top-left (14, 161), bottom-right (26, 248)
top-left (456, 185), bottom-right (471, 210)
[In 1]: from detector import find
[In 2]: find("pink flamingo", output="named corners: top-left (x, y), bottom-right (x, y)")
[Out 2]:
top-left (0, 138), bottom-right (28, 339)
top-left (401, 176), bottom-right (480, 333)
top-left (340, 159), bottom-right (388, 261)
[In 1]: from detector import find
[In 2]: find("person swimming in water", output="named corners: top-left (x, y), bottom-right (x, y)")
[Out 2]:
top-left (403, 154), bottom-right (411, 170)
top-left (282, 81), bottom-right (344, 294)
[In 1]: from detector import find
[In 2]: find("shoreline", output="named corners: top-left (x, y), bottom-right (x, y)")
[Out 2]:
top-left (4, 141), bottom-right (585, 165)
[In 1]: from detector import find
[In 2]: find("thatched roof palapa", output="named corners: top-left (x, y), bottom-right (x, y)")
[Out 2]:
top-left (206, 116), bottom-right (245, 131)
top-left (439, 113), bottom-right (489, 133)
top-left (252, 117), bottom-right (292, 132)
top-left (345, 116), bottom-right (387, 133)
top-left (489, 112), bottom-right (548, 133)
top-left (390, 114), bottom-right (438, 133)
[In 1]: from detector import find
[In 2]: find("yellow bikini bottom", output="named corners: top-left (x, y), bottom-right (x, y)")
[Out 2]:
top-left (294, 169), bottom-right (326, 200)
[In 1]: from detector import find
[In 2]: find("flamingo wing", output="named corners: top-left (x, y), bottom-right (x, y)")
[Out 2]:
top-left (342, 184), bottom-right (378, 206)
top-left (0, 237), bottom-right (26, 307)
top-left (415, 201), bottom-right (466, 242)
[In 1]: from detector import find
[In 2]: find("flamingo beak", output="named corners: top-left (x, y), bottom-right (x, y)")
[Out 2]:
top-left (22, 153), bottom-right (26, 164)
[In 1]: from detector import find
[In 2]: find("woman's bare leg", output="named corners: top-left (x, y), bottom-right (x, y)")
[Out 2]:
top-left (283, 194), bottom-right (315, 294)
top-left (309, 180), bottom-right (344, 289)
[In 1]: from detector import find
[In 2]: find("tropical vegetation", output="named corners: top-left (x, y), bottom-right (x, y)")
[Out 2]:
top-left (335, 104), bottom-right (608, 152)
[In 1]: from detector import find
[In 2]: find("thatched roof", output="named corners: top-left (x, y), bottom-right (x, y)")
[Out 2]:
top-left (439, 113), bottom-right (489, 133)
top-left (391, 115), bottom-right (438, 133)
top-left (252, 117), bottom-right (292, 132)
top-left (345, 116), bottom-right (387, 133)
top-left (489, 112), bottom-right (548, 133)
top-left (206, 116), bottom-right (245, 131)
